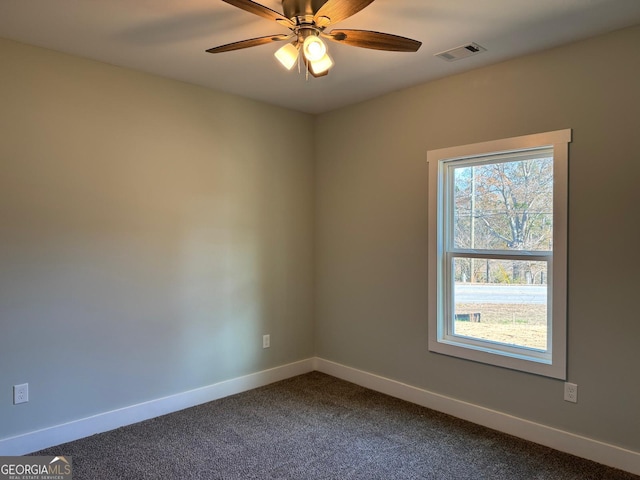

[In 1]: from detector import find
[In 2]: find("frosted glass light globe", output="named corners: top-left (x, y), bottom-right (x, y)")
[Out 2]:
top-left (303, 36), bottom-right (327, 62)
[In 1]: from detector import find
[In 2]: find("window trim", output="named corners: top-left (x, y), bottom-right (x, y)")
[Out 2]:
top-left (427, 129), bottom-right (571, 379)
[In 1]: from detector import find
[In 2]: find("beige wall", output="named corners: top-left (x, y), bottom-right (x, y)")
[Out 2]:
top-left (0, 38), bottom-right (315, 438)
top-left (315, 25), bottom-right (640, 451)
top-left (2, 24), bottom-right (639, 455)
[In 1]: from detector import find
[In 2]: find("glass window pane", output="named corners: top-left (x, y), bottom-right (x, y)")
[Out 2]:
top-left (453, 157), bottom-right (553, 252)
top-left (452, 258), bottom-right (548, 351)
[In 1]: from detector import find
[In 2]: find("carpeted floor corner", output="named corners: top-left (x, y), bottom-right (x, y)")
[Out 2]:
top-left (31, 372), bottom-right (639, 479)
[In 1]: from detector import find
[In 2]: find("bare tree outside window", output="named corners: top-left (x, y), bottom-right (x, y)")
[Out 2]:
top-left (453, 157), bottom-right (553, 284)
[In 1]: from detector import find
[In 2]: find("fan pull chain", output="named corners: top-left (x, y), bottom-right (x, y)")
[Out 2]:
top-left (296, 49), bottom-right (310, 81)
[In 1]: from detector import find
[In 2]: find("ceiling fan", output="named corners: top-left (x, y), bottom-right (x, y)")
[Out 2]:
top-left (206, 0), bottom-right (422, 77)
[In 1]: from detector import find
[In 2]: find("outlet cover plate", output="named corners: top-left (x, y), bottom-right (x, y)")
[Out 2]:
top-left (14, 383), bottom-right (29, 405)
top-left (564, 382), bottom-right (578, 403)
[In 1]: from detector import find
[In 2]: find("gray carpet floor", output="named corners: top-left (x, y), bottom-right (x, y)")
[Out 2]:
top-left (32, 372), bottom-right (638, 479)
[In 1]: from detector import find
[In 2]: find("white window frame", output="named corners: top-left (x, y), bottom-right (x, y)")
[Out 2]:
top-left (427, 129), bottom-right (571, 379)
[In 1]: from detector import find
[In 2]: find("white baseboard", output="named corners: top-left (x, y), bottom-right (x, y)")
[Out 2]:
top-left (0, 358), bottom-right (314, 456)
top-left (315, 357), bottom-right (640, 476)
top-left (4, 356), bottom-right (638, 476)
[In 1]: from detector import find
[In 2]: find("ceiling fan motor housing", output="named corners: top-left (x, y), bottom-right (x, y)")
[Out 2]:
top-left (282, 0), bottom-right (330, 20)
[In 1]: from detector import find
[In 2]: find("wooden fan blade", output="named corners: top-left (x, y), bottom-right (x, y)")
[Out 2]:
top-left (206, 34), bottom-right (290, 54)
top-left (314, 0), bottom-right (376, 26)
top-left (222, 0), bottom-right (294, 27)
top-left (326, 29), bottom-right (422, 52)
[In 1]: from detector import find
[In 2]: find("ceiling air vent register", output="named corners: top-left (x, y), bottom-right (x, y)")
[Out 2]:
top-left (435, 42), bottom-right (487, 61)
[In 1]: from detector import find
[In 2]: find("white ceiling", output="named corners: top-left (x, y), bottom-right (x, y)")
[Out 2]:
top-left (1, 0), bottom-right (639, 114)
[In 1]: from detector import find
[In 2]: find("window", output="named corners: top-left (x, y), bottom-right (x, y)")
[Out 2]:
top-left (427, 130), bottom-right (571, 379)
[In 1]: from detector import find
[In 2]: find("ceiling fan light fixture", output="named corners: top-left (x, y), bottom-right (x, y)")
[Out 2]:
top-left (310, 53), bottom-right (333, 75)
top-left (303, 35), bottom-right (327, 62)
top-left (274, 42), bottom-right (300, 70)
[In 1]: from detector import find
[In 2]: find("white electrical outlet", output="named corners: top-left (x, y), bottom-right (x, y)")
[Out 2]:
top-left (564, 382), bottom-right (578, 403)
top-left (13, 383), bottom-right (29, 405)
top-left (263, 334), bottom-right (270, 349)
